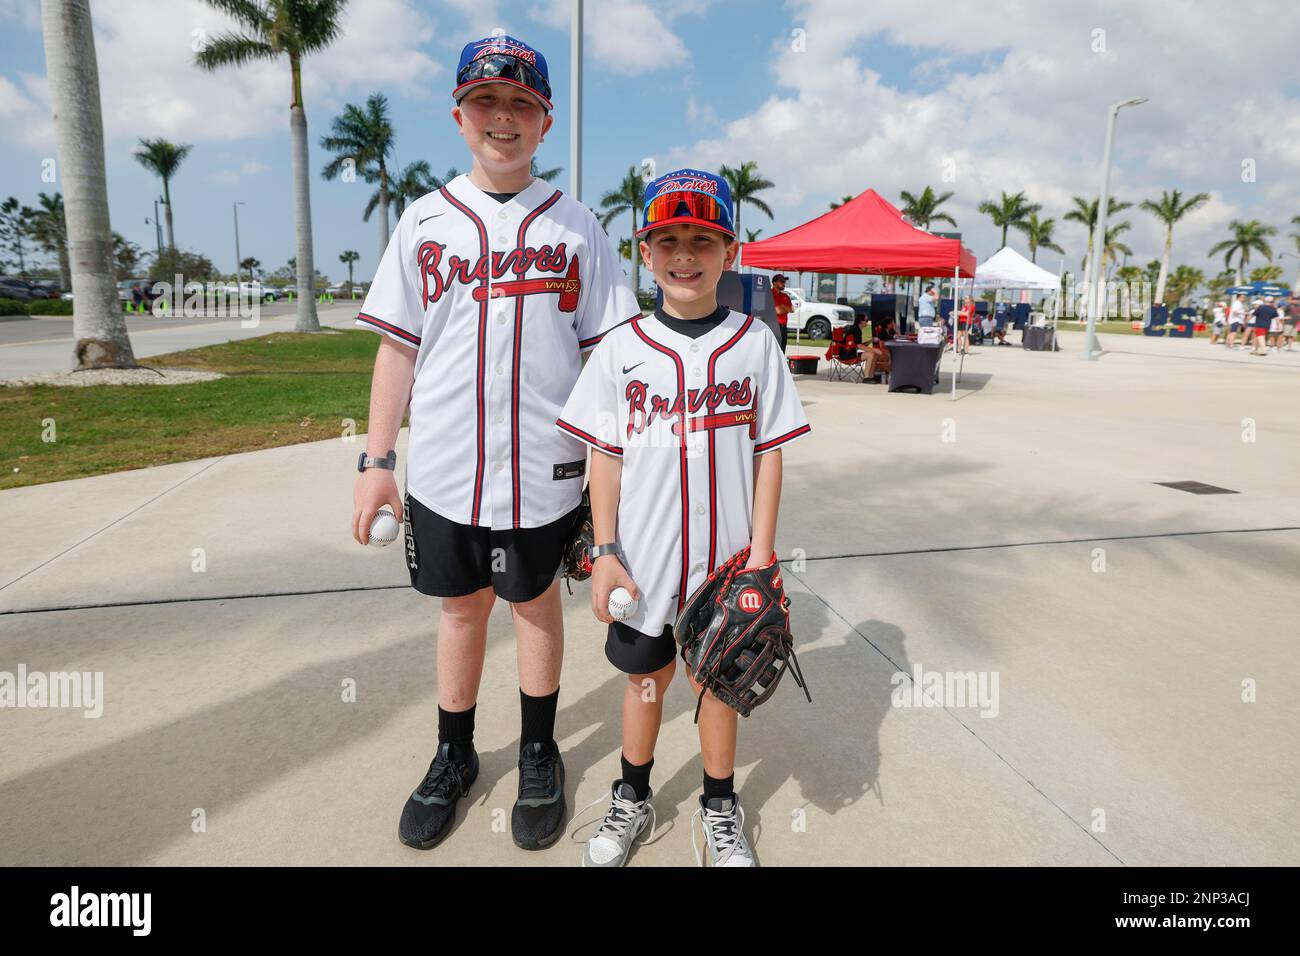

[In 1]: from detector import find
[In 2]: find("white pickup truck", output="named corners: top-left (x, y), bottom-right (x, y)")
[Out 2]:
top-left (784, 287), bottom-right (857, 341)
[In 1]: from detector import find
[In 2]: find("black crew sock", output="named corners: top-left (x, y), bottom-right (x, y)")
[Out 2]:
top-left (519, 687), bottom-right (559, 747)
top-left (703, 770), bottom-right (735, 804)
top-left (620, 753), bottom-right (654, 801)
top-left (438, 704), bottom-right (476, 750)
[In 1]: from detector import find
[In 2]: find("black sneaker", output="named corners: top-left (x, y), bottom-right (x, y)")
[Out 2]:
top-left (398, 741), bottom-right (479, 850)
top-left (511, 740), bottom-right (566, 850)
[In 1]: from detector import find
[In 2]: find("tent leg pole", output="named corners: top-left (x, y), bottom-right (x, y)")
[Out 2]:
top-left (950, 264), bottom-right (959, 399)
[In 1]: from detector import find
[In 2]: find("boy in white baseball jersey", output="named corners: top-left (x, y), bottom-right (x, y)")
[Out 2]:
top-left (351, 34), bottom-right (639, 853)
top-left (557, 169), bottom-right (810, 866)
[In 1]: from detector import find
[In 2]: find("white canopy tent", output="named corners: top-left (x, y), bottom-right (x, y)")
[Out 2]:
top-left (972, 246), bottom-right (1062, 351)
top-left (973, 246), bottom-right (1060, 291)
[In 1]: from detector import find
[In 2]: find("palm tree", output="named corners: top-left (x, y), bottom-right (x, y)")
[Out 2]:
top-left (238, 256), bottom-right (260, 283)
top-left (1248, 265), bottom-right (1283, 283)
top-left (718, 161), bottom-right (774, 241)
top-left (195, 0), bottom-right (346, 333)
top-left (1099, 221), bottom-right (1132, 278)
top-left (599, 167), bottom-right (647, 293)
top-left (26, 192), bottom-right (71, 289)
top-left (41, 0), bottom-right (135, 369)
top-left (0, 197), bottom-right (35, 275)
top-left (339, 249), bottom-right (359, 290)
top-left (1207, 219), bottom-right (1277, 287)
top-left (1014, 211), bottom-right (1064, 263)
top-left (133, 138), bottom-right (191, 250)
top-left (321, 91), bottom-right (394, 259)
top-left (1287, 218), bottom-right (1300, 292)
top-left (1166, 265), bottom-right (1205, 307)
top-left (829, 194), bottom-right (855, 210)
top-left (745, 228), bottom-right (763, 242)
top-left (898, 186), bottom-right (956, 231)
top-left (1115, 264), bottom-right (1143, 284)
top-left (432, 166), bottom-right (461, 189)
top-left (531, 158), bottom-right (562, 183)
top-left (1139, 189), bottom-right (1210, 304)
top-left (384, 160), bottom-right (435, 219)
top-left (1064, 195), bottom-right (1131, 282)
top-left (978, 190), bottom-right (1040, 248)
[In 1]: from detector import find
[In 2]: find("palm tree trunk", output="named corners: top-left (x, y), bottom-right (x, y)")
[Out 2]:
top-left (377, 163), bottom-right (390, 259)
top-left (57, 242), bottom-right (71, 290)
top-left (1154, 229), bottom-right (1171, 304)
top-left (162, 177), bottom-right (175, 250)
top-left (1235, 258), bottom-right (1243, 288)
top-left (289, 57), bottom-right (319, 332)
top-left (629, 207), bottom-right (639, 297)
top-left (41, 0), bottom-right (135, 369)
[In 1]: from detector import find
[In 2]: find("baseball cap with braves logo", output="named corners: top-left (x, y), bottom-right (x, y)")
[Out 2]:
top-left (636, 168), bottom-right (736, 239)
top-left (453, 34), bottom-right (553, 111)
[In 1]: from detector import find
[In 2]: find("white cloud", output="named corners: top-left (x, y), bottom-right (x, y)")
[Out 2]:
top-left (661, 0), bottom-right (1300, 274)
top-left (531, 0), bottom-right (690, 75)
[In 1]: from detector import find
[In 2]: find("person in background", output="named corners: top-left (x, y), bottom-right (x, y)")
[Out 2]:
top-left (1281, 295), bottom-right (1297, 351)
top-left (956, 296), bottom-right (975, 354)
top-left (917, 285), bottom-right (937, 328)
top-left (1249, 296), bottom-right (1276, 356)
top-left (771, 274), bottom-right (792, 353)
top-left (1227, 293), bottom-right (1246, 349)
top-left (1210, 300), bottom-right (1226, 345)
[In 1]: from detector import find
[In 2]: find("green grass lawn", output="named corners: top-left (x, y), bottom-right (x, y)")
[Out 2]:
top-left (1, 329), bottom-right (393, 489)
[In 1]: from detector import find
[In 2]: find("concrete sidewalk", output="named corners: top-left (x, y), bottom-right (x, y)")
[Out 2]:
top-left (1, 327), bottom-right (1296, 865)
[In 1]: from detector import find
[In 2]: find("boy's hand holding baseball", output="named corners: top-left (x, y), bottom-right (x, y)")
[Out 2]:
top-left (591, 554), bottom-right (638, 624)
top-left (352, 468), bottom-right (403, 546)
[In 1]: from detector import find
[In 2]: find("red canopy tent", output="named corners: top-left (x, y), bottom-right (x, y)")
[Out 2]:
top-left (741, 188), bottom-right (976, 277)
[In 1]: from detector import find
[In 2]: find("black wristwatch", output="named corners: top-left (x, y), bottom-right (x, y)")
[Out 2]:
top-left (357, 449), bottom-right (397, 473)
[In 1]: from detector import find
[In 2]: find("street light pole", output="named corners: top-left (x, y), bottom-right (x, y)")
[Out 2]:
top-left (570, 0), bottom-right (583, 203)
top-left (151, 198), bottom-right (163, 259)
top-left (233, 201), bottom-right (246, 281)
top-left (1084, 95), bottom-right (1147, 360)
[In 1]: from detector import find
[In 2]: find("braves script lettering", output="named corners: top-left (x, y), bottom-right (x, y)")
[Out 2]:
top-left (625, 377), bottom-right (754, 438)
top-left (417, 241), bottom-right (572, 308)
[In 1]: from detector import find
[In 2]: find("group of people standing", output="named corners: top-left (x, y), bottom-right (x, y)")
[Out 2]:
top-left (1210, 294), bottom-right (1296, 355)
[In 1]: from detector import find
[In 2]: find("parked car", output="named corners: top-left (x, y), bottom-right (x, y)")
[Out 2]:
top-left (785, 287), bottom-right (856, 340)
top-left (0, 278), bottom-right (49, 302)
top-left (221, 281), bottom-right (281, 302)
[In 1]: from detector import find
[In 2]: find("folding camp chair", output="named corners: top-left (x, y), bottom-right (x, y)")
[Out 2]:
top-left (825, 327), bottom-right (865, 383)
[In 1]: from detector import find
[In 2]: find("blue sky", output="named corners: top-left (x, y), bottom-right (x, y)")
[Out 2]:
top-left (2, 0), bottom-right (1298, 294)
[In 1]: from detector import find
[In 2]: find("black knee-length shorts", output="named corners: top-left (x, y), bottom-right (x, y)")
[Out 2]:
top-left (403, 491), bottom-right (578, 603)
top-left (606, 621), bottom-right (678, 675)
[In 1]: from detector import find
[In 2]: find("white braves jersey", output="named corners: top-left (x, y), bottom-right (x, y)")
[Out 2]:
top-left (356, 175), bottom-right (640, 529)
top-left (557, 310), bottom-right (811, 636)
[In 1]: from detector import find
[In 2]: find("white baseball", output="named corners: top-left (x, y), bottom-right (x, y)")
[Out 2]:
top-left (368, 509), bottom-right (400, 547)
top-left (608, 586), bottom-right (638, 621)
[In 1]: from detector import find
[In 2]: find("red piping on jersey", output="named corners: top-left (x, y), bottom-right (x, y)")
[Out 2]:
top-left (754, 423), bottom-right (811, 454)
top-left (580, 312), bottom-right (642, 351)
top-left (357, 311), bottom-right (420, 347)
top-left (511, 189), bottom-right (564, 528)
top-left (631, 316), bottom-right (690, 614)
top-left (440, 185), bottom-right (490, 526)
top-left (705, 313), bottom-right (756, 572)
top-left (556, 418), bottom-right (623, 455)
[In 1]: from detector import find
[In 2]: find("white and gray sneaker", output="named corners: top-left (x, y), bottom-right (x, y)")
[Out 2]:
top-left (578, 781), bottom-right (656, 867)
top-left (691, 793), bottom-right (756, 867)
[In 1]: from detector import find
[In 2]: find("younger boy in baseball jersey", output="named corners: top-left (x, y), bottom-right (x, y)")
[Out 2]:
top-left (351, 34), bottom-right (639, 853)
top-left (557, 169), bottom-right (810, 866)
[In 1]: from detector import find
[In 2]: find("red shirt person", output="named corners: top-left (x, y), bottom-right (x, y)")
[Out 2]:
top-left (771, 274), bottom-right (792, 353)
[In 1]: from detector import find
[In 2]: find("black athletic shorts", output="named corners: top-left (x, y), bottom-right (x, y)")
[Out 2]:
top-left (606, 620), bottom-right (678, 675)
top-left (403, 491), bottom-right (578, 603)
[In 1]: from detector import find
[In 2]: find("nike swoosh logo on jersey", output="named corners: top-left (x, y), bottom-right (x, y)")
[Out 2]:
top-left (622, 362), bottom-right (645, 374)
top-left (418, 213), bottom-right (445, 224)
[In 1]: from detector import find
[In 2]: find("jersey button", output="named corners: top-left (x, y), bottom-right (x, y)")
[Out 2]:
top-left (497, 315), bottom-right (506, 324)
top-left (495, 234), bottom-right (508, 245)
top-left (690, 343), bottom-right (700, 352)
top-left (496, 365), bottom-right (506, 375)
top-left (695, 504), bottom-right (705, 515)
top-left (497, 210), bottom-right (508, 219)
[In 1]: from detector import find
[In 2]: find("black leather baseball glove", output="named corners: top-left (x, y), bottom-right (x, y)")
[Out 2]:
top-left (673, 545), bottom-right (811, 720)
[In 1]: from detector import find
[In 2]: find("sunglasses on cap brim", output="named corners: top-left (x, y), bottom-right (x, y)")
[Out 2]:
top-left (456, 54), bottom-right (552, 106)
top-left (640, 190), bottom-right (734, 235)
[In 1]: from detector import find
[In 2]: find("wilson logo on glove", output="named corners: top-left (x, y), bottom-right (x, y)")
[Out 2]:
top-left (737, 588), bottom-right (763, 613)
